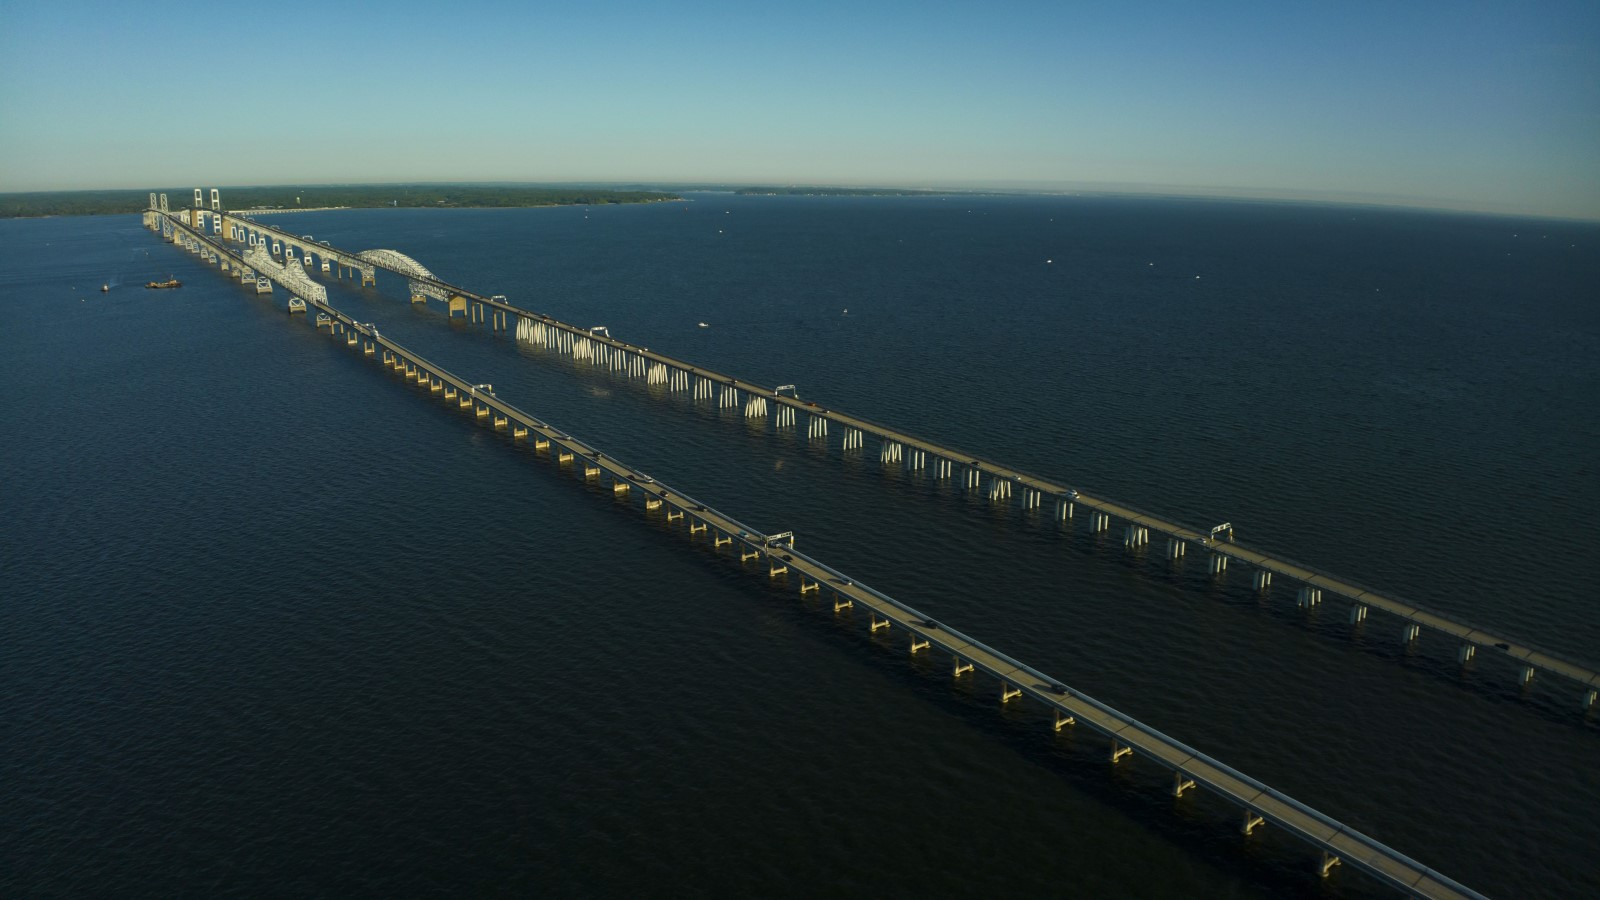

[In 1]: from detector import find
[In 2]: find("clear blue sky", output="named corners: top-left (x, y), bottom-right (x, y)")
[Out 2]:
top-left (3, 0), bottom-right (1597, 218)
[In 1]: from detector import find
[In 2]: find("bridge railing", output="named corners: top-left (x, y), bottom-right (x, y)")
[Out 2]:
top-left (773, 540), bottom-right (1485, 899)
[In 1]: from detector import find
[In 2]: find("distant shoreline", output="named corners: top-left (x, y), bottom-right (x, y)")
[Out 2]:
top-left (0, 187), bottom-right (683, 219)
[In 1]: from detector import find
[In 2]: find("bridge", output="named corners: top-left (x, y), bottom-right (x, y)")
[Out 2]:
top-left (146, 208), bottom-right (1492, 899)
top-left (181, 201), bottom-right (1600, 714)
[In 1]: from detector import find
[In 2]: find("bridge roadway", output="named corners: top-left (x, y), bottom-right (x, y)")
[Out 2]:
top-left (160, 215), bottom-right (1487, 898)
top-left (194, 211), bottom-right (1600, 704)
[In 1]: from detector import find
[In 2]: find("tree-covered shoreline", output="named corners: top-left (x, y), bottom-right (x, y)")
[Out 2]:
top-left (0, 184), bottom-right (683, 218)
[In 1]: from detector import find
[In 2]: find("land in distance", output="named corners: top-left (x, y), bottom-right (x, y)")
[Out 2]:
top-left (0, 184), bottom-right (683, 218)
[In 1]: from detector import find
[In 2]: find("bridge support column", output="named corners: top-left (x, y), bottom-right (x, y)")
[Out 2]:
top-left (740, 545), bottom-right (761, 562)
top-left (1349, 604), bottom-right (1368, 624)
top-left (1585, 690), bottom-right (1597, 710)
top-left (1296, 587), bottom-right (1322, 608)
top-left (1457, 644), bottom-right (1476, 664)
top-left (1402, 624), bottom-right (1421, 644)
top-left (1109, 740), bottom-right (1132, 764)
top-left (986, 477), bottom-right (1012, 502)
top-left (1253, 570), bottom-right (1272, 591)
top-left (1054, 712), bottom-right (1076, 731)
top-left (713, 531), bottom-right (730, 546)
top-left (720, 385), bottom-right (739, 409)
top-left (1166, 538), bottom-right (1185, 559)
top-left (953, 658), bottom-right (974, 677)
top-left (1056, 499), bottom-right (1074, 521)
top-left (1518, 665), bottom-right (1535, 686)
top-left (1242, 810), bottom-right (1265, 835)
top-left (799, 578), bottom-right (819, 594)
top-left (1319, 852), bottom-right (1341, 879)
top-left (1001, 683), bottom-right (1022, 703)
top-left (775, 405), bottom-right (795, 428)
top-left (869, 613), bottom-right (889, 631)
top-left (1209, 554), bottom-right (1228, 575)
top-left (688, 520), bottom-right (707, 535)
top-left (910, 636), bottom-right (930, 654)
top-left (665, 507), bottom-right (683, 522)
top-left (833, 595), bottom-right (852, 613)
top-left (1174, 772), bottom-right (1197, 797)
top-left (1123, 525), bottom-right (1149, 549)
top-left (843, 427), bottom-right (863, 451)
top-left (1090, 512), bottom-right (1111, 533)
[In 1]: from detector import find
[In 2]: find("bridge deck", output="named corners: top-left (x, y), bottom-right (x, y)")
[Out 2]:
top-left (222, 213), bottom-right (1598, 693)
top-left (158, 214), bottom-right (1488, 898)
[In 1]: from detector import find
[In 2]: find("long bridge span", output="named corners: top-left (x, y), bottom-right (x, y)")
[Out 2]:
top-left (169, 202), bottom-right (1600, 714)
top-left (148, 209), bottom-right (1491, 899)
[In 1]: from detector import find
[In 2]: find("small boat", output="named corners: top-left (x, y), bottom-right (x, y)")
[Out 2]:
top-left (698, 322), bottom-right (709, 328)
top-left (145, 278), bottom-right (182, 289)
top-left (100, 284), bottom-right (109, 293)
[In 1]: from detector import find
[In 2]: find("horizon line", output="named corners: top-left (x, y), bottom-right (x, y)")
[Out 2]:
top-left (4, 179), bottom-right (1596, 224)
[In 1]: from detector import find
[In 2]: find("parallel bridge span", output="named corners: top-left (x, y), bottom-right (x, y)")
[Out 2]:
top-left (199, 207), bottom-right (1600, 712)
top-left (147, 211), bottom-right (1489, 899)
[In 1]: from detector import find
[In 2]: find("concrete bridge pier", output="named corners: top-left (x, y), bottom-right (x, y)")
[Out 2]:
top-left (775, 405), bottom-right (796, 427)
top-left (1166, 538), bottom-right (1186, 559)
top-left (1123, 525), bottom-right (1149, 549)
top-left (720, 384), bottom-right (739, 409)
top-left (743, 394), bottom-right (768, 418)
top-left (987, 477), bottom-right (1012, 502)
top-left (1252, 570), bottom-right (1272, 592)
top-left (908, 449), bottom-right (925, 470)
top-left (1209, 554), bottom-right (1228, 575)
top-left (1402, 623), bottom-right (1421, 644)
top-left (1056, 499), bottom-right (1074, 521)
top-left (1089, 511), bottom-right (1111, 533)
top-left (1585, 690), bottom-right (1597, 710)
top-left (1518, 665), bottom-right (1534, 686)
top-left (1022, 488), bottom-right (1042, 509)
top-left (843, 428), bottom-right (864, 451)
top-left (1349, 604), bottom-right (1369, 624)
top-left (934, 458), bottom-right (952, 479)
top-left (1296, 587), bottom-right (1322, 608)
top-left (807, 414), bottom-right (828, 440)
top-left (880, 441), bottom-right (903, 465)
top-left (1457, 644), bottom-right (1476, 665)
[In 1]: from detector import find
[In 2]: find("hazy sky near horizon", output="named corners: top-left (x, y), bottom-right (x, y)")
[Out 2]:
top-left (2, 0), bottom-right (1597, 218)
